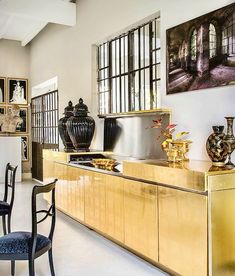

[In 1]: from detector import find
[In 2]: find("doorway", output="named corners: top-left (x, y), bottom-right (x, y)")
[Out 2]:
top-left (31, 90), bottom-right (59, 181)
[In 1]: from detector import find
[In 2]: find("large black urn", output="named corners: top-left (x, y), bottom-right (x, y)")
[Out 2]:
top-left (67, 98), bottom-right (95, 151)
top-left (58, 101), bottom-right (75, 152)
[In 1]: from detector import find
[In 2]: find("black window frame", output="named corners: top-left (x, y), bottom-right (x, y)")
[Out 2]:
top-left (97, 16), bottom-right (161, 116)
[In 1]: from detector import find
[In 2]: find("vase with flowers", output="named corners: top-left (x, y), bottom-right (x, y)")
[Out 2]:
top-left (149, 117), bottom-right (192, 162)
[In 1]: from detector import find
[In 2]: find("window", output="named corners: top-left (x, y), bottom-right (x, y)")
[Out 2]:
top-left (222, 11), bottom-right (235, 55)
top-left (209, 23), bottom-right (217, 58)
top-left (31, 90), bottom-right (59, 146)
top-left (190, 29), bottom-right (197, 61)
top-left (97, 17), bottom-right (160, 115)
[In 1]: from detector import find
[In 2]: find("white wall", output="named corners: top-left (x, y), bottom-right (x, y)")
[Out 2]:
top-left (29, 0), bottom-right (235, 161)
top-left (0, 39), bottom-right (31, 174)
top-left (0, 39), bottom-right (29, 77)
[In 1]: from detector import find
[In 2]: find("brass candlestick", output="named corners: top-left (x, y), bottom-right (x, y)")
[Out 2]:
top-left (224, 117), bottom-right (235, 169)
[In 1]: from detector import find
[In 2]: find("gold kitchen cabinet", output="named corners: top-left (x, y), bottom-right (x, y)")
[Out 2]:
top-left (84, 171), bottom-right (106, 233)
top-left (67, 166), bottom-right (85, 222)
top-left (54, 162), bottom-right (68, 213)
top-left (105, 175), bottom-right (124, 243)
top-left (43, 150), bottom-right (235, 276)
top-left (124, 179), bottom-right (158, 262)
top-left (158, 186), bottom-right (208, 275)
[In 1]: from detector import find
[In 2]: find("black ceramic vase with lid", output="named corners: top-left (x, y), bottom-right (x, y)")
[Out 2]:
top-left (206, 126), bottom-right (228, 167)
top-left (67, 98), bottom-right (95, 151)
top-left (58, 101), bottom-right (75, 152)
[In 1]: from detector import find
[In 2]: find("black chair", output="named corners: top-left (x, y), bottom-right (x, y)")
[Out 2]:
top-left (0, 179), bottom-right (57, 276)
top-left (0, 163), bottom-right (17, 235)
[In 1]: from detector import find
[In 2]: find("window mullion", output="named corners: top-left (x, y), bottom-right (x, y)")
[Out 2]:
top-left (138, 28), bottom-right (141, 111)
top-left (149, 22), bottom-right (153, 110)
top-left (108, 42), bottom-right (112, 114)
top-left (128, 32), bottom-right (134, 112)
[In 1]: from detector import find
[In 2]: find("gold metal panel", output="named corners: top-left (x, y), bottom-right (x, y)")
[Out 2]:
top-left (84, 170), bottom-right (106, 233)
top-left (123, 160), bottom-right (206, 192)
top-left (43, 159), bottom-right (55, 183)
top-left (158, 187), bottom-right (207, 276)
top-left (123, 179), bottom-right (158, 262)
top-left (209, 188), bottom-right (235, 275)
top-left (43, 150), bottom-right (67, 162)
top-left (54, 162), bottom-right (68, 212)
top-left (67, 166), bottom-right (85, 222)
top-left (208, 174), bottom-right (235, 191)
top-left (105, 175), bottom-right (124, 243)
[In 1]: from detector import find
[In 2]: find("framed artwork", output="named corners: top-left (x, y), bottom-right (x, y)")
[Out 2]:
top-left (11, 107), bottom-right (28, 133)
top-left (0, 106), bottom-right (5, 132)
top-left (8, 78), bottom-right (28, 105)
top-left (0, 106), bottom-right (5, 114)
top-left (166, 3), bottom-right (235, 94)
top-left (0, 77), bottom-right (6, 104)
top-left (21, 136), bottom-right (29, 161)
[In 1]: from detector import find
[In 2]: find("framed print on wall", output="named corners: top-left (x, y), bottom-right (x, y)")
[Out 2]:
top-left (0, 106), bottom-right (5, 114)
top-left (9, 107), bottom-right (28, 133)
top-left (166, 3), bottom-right (235, 94)
top-left (21, 136), bottom-right (29, 161)
top-left (0, 107), bottom-right (5, 132)
top-left (8, 78), bottom-right (28, 105)
top-left (0, 77), bottom-right (6, 104)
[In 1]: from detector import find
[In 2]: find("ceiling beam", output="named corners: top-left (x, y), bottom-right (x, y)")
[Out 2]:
top-left (0, 0), bottom-right (76, 26)
top-left (22, 22), bottom-right (48, 46)
top-left (0, 15), bottom-right (13, 39)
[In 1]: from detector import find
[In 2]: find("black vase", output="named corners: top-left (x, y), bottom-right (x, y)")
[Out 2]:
top-left (67, 98), bottom-right (95, 151)
top-left (206, 126), bottom-right (228, 167)
top-left (58, 101), bottom-right (75, 152)
top-left (103, 118), bottom-right (118, 151)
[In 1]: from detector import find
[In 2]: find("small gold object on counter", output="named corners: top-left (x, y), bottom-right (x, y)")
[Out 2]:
top-left (92, 158), bottom-right (116, 170)
top-left (163, 139), bottom-right (192, 162)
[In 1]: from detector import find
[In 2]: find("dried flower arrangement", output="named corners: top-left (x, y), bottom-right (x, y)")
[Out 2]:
top-left (149, 116), bottom-right (192, 162)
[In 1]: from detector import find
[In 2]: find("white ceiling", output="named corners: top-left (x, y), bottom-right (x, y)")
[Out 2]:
top-left (0, 0), bottom-right (76, 46)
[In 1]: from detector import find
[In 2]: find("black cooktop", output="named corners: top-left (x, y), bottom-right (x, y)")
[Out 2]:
top-left (70, 161), bottom-right (121, 173)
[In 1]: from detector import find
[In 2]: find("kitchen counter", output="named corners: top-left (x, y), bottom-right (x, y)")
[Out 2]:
top-left (43, 149), bottom-right (235, 276)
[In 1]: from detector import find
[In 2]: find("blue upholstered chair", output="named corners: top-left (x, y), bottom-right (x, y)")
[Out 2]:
top-left (0, 163), bottom-right (17, 235)
top-left (0, 179), bottom-right (57, 276)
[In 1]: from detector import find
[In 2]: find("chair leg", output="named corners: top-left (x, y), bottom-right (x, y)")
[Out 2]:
top-left (11, 260), bottom-right (15, 276)
top-left (48, 249), bottom-right (55, 276)
top-left (2, 215), bottom-right (7, 235)
top-left (7, 214), bottom-right (11, 233)
top-left (28, 259), bottom-right (35, 276)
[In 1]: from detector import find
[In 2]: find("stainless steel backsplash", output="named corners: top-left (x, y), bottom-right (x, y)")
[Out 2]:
top-left (92, 114), bottom-right (170, 160)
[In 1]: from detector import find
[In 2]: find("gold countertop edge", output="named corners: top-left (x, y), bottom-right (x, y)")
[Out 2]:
top-left (123, 160), bottom-right (235, 176)
top-left (54, 160), bottom-right (208, 195)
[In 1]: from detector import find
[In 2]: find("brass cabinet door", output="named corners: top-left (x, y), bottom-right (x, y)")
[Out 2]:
top-left (43, 159), bottom-right (55, 202)
top-left (124, 179), bottom-right (158, 262)
top-left (84, 171), bottom-right (106, 233)
top-left (54, 162), bottom-right (68, 212)
top-left (105, 175), bottom-right (124, 243)
top-left (158, 187), bottom-right (207, 276)
top-left (67, 166), bottom-right (85, 222)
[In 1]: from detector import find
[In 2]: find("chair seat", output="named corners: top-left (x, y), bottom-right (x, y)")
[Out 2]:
top-left (0, 200), bottom-right (10, 215)
top-left (0, 231), bottom-right (51, 254)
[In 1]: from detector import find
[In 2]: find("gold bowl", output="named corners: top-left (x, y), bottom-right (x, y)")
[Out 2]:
top-left (92, 158), bottom-right (116, 170)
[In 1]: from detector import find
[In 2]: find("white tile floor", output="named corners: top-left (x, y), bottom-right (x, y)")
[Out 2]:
top-left (0, 181), bottom-right (168, 276)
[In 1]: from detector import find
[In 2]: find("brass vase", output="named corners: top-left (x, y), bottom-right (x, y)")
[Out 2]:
top-left (224, 117), bottom-right (235, 169)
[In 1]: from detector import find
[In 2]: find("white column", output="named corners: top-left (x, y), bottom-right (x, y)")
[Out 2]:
top-left (0, 137), bottom-right (22, 182)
